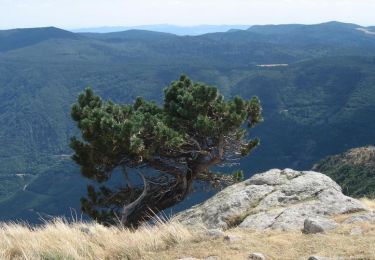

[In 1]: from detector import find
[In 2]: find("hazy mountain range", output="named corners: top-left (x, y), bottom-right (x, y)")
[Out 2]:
top-left (0, 21), bottom-right (374, 222)
top-left (71, 24), bottom-right (250, 35)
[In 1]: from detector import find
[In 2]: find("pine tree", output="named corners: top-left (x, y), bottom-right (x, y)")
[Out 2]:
top-left (70, 75), bottom-right (262, 227)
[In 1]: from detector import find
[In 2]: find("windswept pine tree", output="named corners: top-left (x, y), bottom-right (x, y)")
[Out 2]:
top-left (70, 75), bottom-right (262, 227)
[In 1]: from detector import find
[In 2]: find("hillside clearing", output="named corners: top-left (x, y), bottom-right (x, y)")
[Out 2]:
top-left (357, 28), bottom-right (375, 35)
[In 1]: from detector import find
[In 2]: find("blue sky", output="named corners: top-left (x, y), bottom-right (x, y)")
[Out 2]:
top-left (0, 0), bottom-right (374, 29)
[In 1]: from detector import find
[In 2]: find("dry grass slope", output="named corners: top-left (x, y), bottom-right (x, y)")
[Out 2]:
top-left (0, 199), bottom-right (374, 260)
top-left (346, 146), bottom-right (375, 166)
top-left (0, 219), bottom-right (195, 260)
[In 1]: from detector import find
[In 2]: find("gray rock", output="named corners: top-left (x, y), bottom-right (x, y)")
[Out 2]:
top-left (174, 169), bottom-right (367, 231)
top-left (303, 217), bottom-right (338, 234)
top-left (248, 252), bottom-right (266, 260)
top-left (344, 212), bottom-right (375, 224)
top-left (205, 229), bottom-right (225, 238)
top-left (350, 226), bottom-right (363, 235)
top-left (175, 177), bottom-right (275, 229)
top-left (79, 227), bottom-right (93, 236)
top-left (308, 257), bottom-right (343, 260)
top-left (223, 234), bottom-right (240, 243)
top-left (205, 256), bottom-right (220, 260)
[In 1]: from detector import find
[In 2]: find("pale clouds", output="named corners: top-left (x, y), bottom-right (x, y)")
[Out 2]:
top-left (0, 0), bottom-right (374, 29)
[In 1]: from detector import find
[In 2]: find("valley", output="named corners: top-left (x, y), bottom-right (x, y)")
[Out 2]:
top-left (0, 21), bottom-right (374, 222)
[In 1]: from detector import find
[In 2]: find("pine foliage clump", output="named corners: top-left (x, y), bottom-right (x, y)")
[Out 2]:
top-left (70, 75), bottom-right (262, 226)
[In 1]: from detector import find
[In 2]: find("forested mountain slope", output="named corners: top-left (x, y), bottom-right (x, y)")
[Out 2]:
top-left (313, 146), bottom-right (375, 198)
top-left (0, 22), bottom-right (374, 222)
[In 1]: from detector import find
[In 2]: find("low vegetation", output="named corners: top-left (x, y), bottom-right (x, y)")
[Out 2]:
top-left (0, 199), bottom-right (374, 260)
top-left (314, 146), bottom-right (375, 198)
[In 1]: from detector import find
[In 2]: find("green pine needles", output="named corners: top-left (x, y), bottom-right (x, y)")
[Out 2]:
top-left (70, 75), bottom-right (262, 227)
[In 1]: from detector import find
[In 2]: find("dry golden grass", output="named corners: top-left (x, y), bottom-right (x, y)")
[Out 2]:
top-left (0, 199), bottom-right (374, 260)
top-left (345, 146), bottom-right (375, 166)
top-left (150, 221), bottom-right (375, 260)
top-left (0, 218), bottom-right (195, 260)
top-left (361, 197), bottom-right (375, 210)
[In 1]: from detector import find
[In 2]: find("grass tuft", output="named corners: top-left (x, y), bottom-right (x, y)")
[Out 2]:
top-left (360, 197), bottom-right (375, 210)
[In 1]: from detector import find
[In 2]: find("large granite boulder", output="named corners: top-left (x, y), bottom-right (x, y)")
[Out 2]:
top-left (174, 169), bottom-right (367, 230)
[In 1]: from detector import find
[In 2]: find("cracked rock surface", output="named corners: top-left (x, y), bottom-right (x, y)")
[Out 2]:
top-left (174, 169), bottom-right (367, 230)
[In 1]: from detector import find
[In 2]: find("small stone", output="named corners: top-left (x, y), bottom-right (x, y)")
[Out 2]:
top-left (206, 229), bottom-right (225, 238)
top-left (350, 226), bottom-right (363, 235)
top-left (248, 252), bottom-right (266, 260)
top-left (79, 227), bottom-right (93, 236)
top-left (177, 258), bottom-right (199, 260)
top-left (223, 235), bottom-right (240, 243)
top-left (205, 256), bottom-right (220, 260)
top-left (303, 218), bottom-right (338, 234)
top-left (308, 257), bottom-right (344, 260)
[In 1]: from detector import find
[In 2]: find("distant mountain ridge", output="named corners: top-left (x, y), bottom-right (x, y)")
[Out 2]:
top-left (71, 24), bottom-right (251, 36)
top-left (0, 27), bottom-right (79, 52)
top-left (70, 22), bottom-right (374, 36)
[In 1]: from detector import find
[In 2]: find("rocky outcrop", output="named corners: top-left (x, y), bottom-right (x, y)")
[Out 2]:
top-left (175, 169), bottom-right (367, 230)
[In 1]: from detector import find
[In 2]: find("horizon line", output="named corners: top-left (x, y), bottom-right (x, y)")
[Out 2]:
top-left (0, 20), bottom-right (374, 31)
